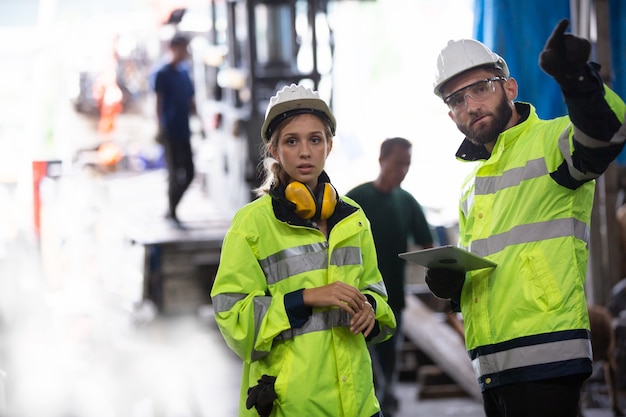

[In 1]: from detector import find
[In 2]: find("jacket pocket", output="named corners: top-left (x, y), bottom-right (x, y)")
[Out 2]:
top-left (519, 250), bottom-right (563, 312)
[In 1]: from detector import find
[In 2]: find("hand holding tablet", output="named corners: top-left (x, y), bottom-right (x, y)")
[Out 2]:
top-left (398, 245), bottom-right (497, 272)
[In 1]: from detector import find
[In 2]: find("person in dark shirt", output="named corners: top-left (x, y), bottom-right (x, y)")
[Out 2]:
top-left (154, 34), bottom-right (196, 228)
top-left (347, 137), bottom-right (434, 417)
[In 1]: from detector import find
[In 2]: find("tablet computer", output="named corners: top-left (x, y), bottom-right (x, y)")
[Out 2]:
top-left (398, 245), bottom-right (497, 272)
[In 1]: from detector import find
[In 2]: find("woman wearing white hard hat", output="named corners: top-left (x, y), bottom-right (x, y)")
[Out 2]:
top-left (211, 83), bottom-right (396, 417)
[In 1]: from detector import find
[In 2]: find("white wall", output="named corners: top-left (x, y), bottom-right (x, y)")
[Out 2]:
top-left (326, 0), bottom-right (475, 226)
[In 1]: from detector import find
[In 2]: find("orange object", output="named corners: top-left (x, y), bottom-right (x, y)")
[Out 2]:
top-left (93, 71), bottom-right (124, 134)
top-left (97, 142), bottom-right (124, 168)
top-left (32, 161), bottom-right (48, 236)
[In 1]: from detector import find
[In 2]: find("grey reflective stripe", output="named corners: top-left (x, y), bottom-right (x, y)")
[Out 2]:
top-left (470, 217), bottom-right (590, 256)
top-left (557, 127), bottom-right (602, 181)
top-left (365, 281), bottom-right (388, 298)
top-left (260, 245), bottom-right (365, 285)
top-left (251, 296), bottom-right (272, 361)
top-left (474, 158), bottom-right (548, 195)
top-left (275, 308), bottom-right (352, 341)
top-left (260, 242), bottom-right (329, 285)
top-left (471, 338), bottom-right (592, 377)
top-left (330, 246), bottom-right (362, 266)
top-left (461, 197), bottom-right (469, 218)
top-left (574, 119), bottom-right (626, 147)
top-left (368, 324), bottom-right (395, 345)
top-left (213, 293), bottom-right (246, 313)
top-left (212, 293), bottom-right (271, 362)
top-left (611, 119), bottom-right (626, 145)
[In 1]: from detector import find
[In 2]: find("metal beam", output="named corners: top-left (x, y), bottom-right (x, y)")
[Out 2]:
top-left (586, 0), bottom-right (622, 306)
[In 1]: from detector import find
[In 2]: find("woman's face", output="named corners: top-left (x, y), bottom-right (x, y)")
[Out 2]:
top-left (270, 113), bottom-right (333, 190)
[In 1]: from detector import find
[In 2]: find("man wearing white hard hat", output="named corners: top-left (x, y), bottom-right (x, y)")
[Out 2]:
top-left (424, 19), bottom-right (626, 417)
top-left (211, 84), bottom-right (396, 417)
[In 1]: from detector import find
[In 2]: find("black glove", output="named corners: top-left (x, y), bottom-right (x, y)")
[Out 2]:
top-left (246, 375), bottom-right (277, 417)
top-left (539, 18), bottom-right (591, 81)
top-left (425, 268), bottom-right (465, 305)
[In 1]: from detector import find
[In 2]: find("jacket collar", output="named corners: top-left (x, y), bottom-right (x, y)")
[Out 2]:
top-left (455, 102), bottom-right (531, 161)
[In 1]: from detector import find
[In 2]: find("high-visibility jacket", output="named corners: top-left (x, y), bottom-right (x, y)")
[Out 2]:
top-left (211, 181), bottom-right (396, 417)
top-left (456, 86), bottom-right (626, 392)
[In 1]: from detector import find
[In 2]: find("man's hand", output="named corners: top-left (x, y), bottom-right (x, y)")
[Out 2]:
top-left (425, 268), bottom-right (465, 303)
top-left (539, 18), bottom-right (591, 80)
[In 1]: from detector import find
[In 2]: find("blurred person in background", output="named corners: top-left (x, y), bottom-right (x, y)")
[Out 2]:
top-left (211, 84), bottom-right (396, 417)
top-left (347, 137), bottom-right (434, 417)
top-left (154, 34), bottom-right (196, 228)
top-left (425, 19), bottom-right (626, 417)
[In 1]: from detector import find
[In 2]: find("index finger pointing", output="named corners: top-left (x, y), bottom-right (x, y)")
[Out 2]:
top-left (545, 18), bottom-right (570, 47)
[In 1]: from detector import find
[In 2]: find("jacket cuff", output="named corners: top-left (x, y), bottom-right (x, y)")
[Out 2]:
top-left (450, 299), bottom-right (461, 313)
top-left (364, 294), bottom-right (377, 311)
top-left (557, 62), bottom-right (604, 98)
top-left (364, 294), bottom-right (381, 341)
top-left (284, 289), bottom-right (312, 328)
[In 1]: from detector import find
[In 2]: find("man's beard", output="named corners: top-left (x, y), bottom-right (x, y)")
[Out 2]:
top-left (457, 94), bottom-right (513, 146)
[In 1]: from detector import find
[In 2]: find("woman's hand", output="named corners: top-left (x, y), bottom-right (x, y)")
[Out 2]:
top-left (302, 283), bottom-right (376, 336)
top-left (350, 301), bottom-right (376, 336)
top-left (302, 282), bottom-right (367, 315)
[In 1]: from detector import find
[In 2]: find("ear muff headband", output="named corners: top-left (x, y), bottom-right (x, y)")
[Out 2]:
top-left (316, 182), bottom-right (338, 220)
top-left (284, 181), bottom-right (337, 220)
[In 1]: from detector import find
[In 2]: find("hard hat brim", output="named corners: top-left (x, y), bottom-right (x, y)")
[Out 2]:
top-left (261, 84), bottom-right (337, 143)
top-left (261, 98), bottom-right (336, 143)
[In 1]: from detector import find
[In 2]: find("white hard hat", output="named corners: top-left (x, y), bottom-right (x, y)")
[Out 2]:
top-left (261, 84), bottom-right (336, 143)
top-left (433, 39), bottom-right (509, 98)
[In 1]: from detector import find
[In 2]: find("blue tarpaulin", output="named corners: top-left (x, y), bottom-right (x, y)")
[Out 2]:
top-left (610, 0), bottom-right (626, 99)
top-left (472, 0), bottom-right (570, 119)
top-left (610, 0), bottom-right (626, 166)
top-left (473, 0), bottom-right (626, 164)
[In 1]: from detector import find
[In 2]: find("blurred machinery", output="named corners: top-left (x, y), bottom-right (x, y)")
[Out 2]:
top-left (139, 0), bottom-right (340, 314)
top-left (169, 0), bottom-right (338, 214)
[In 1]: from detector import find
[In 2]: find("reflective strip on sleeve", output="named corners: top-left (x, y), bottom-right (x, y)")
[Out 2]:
top-left (557, 127), bottom-right (603, 182)
top-left (275, 305), bottom-right (394, 344)
top-left (212, 293), bottom-right (272, 361)
top-left (275, 308), bottom-right (352, 341)
top-left (367, 323), bottom-right (395, 345)
top-left (212, 293), bottom-right (246, 314)
top-left (364, 281), bottom-right (388, 298)
top-left (573, 120), bottom-right (626, 148)
top-left (251, 296), bottom-right (272, 361)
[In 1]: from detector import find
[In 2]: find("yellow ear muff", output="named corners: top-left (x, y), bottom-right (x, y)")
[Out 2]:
top-left (316, 183), bottom-right (338, 220)
top-left (284, 181), bottom-right (338, 220)
top-left (285, 182), bottom-right (317, 219)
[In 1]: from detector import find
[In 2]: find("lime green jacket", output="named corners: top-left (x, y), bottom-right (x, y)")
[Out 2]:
top-left (211, 191), bottom-right (396, 416)
top-left (456, 87), bottom-right (626, 392)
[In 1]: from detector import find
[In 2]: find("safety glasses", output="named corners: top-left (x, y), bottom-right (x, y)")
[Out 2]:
top-left (443, 77), bottom-right (507, 111)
